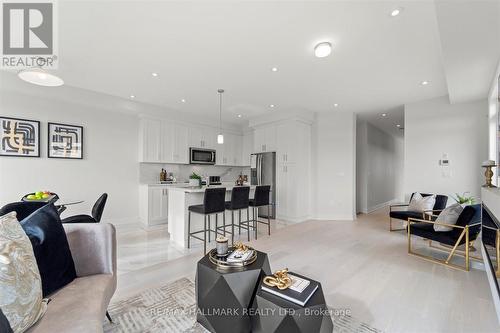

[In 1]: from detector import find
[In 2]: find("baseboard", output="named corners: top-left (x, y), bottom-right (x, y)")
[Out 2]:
top-left (364, 199), bottom-right (399, 214)
top-left (102, 216), bottom-right (140, 226)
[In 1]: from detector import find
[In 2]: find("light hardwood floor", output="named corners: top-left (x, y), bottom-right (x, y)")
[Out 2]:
top-left (113, 208), bottom-right (499, 332)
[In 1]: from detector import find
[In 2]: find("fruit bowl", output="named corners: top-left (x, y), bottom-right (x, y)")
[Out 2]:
top-left (22, 191), bottom-right (57, 203)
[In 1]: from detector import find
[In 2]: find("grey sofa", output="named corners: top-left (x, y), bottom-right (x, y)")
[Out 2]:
top-left (27, 223), bottom-right (117, 333)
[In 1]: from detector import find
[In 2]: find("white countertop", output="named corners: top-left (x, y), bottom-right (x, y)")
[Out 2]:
top-left (167, 184), bottom-right (254, 193)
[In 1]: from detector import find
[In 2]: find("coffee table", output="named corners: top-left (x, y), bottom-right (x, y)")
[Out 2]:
top-left (251, 277), bottom-right (333, 333)
top-left (195, 250), bottom-right (271, 333)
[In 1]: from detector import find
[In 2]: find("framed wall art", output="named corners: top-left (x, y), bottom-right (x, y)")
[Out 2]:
top-left (0, 116), bottom-right (40, 157)
top-left (48, 122), bottom-right (83, 159)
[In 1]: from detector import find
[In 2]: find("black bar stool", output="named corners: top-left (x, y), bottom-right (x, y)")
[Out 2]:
top-left (219, 186), bottom-right (250, 244)
top-left (188, 187), bottom-right (226, 254)
top-left (249, 185), bottom-right (272, 239)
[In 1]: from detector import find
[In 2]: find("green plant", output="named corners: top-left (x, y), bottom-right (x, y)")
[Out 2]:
top-left (453, 192), bottom-right (475, 205)
top-left (189, 172), bottom-right (201, 180)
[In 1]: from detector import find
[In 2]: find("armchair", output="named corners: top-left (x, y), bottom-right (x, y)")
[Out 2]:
top-left (389, 193), bottom-right (448, 231)
top-left (407, 204), bottom-right (481, 271)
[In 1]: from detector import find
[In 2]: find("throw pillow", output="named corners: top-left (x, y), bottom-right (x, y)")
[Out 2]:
top-left (434, 203), bottom-right (464, 232)
top-left (408, 193), bottom-right (436, 213)
top-left (0, 212), bottom-right (47, 333)
top-left (0, 307), bottom-right (13, 333)
top-left (20, 204), bottom-right (77, 297)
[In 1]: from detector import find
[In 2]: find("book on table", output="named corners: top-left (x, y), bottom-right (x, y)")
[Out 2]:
top-left (261, 272), bottom-right (319, 306)
top-left (226, 249), bottom-right (253, 263)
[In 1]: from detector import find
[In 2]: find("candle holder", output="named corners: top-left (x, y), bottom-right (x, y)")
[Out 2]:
top-left (482, 164), bottom-right (497, 188)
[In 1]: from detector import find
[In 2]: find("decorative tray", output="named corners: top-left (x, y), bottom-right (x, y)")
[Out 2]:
top-left (208, 246), bottom-right (257, 269)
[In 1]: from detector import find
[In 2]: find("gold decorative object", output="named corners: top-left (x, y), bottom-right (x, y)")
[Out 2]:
top-left (482, 164), bottom-right (497, 188)
top-left (263, 268), bottom-right (293, 290)
top-left (234, 241), bottom-right (248, 252)
top-left (207, 246), bottom-right (257, 269)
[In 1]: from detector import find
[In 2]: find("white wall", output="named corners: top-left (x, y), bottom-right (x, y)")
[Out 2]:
top-left (312, 112), bottom-right (356, 220)
top-left (404, 95), bottom-right (488, 202)
top-left (356, 120), bottom-right (404, 213)
top-left (0, 89), bottom-right (140, 224)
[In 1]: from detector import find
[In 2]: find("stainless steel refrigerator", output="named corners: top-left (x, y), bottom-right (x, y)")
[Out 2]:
top-left (250, 152), bottom-right (276, 219)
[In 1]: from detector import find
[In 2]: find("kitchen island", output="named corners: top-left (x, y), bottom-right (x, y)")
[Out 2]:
top-left (167, 184), bottom-right (255, 248)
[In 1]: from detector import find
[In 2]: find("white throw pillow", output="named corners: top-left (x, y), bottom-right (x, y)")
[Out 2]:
top-left (408, 193), bottom-right (436, 213)
top-left (0, 212), bottom-right (48, 333)
top-left (434, 203), bottom-right (463, 232)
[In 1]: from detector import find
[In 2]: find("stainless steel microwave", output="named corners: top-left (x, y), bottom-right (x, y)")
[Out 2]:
top-left (190, 148), bottom-right (216, 165)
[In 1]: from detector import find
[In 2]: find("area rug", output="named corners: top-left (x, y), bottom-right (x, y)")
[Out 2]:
top-left (103, 277), bottom-right (382, 333)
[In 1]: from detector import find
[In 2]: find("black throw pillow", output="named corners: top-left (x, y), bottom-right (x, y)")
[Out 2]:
top-left (21, 204), bottom-right (77, 297)
top-left (0, 307), bottom-right (13, 333)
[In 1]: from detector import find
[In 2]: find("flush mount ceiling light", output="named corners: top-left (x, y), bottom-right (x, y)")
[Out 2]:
top-left (314, 42), bottom-right (332, 58)
top-left (421, 80), bottom-right (429, 85)
top-left (217, 89), bottom-right (224, 144)
top-left (390, 8), bottom-right (403, 17)
top-left (271, 67), bottom-right (278, 72)
top-left (18, 67), bottom-right (64, 87)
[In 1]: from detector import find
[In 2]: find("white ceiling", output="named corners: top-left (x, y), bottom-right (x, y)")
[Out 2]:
top-left (3, 1), bottom-right (499, 124)
top-left (358, 106), bottom-right (405, 138)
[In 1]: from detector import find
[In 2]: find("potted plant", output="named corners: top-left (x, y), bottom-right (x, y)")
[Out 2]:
top-left (453, 192), bottom-right (476, 207)
top-left (189, 172), bottom-right (202, 187)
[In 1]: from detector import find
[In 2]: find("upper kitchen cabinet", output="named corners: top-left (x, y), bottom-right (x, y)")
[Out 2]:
top-left (188, 126), bottom-right (216, 149)
top-left (253, 125), bottom-right (277, 153)
top-left (276, 121), bottom-right (310, 165)
top-left (216, 132), bottom-right (243, 166)
top-left (139, 118), bottom-right (189, 164)
top-left (241, 131), bottom-right (253, 166)
top-left (139, 117), bottom-right (162, 163)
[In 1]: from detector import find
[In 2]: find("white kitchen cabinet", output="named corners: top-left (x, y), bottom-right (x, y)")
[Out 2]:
top-left (216, 132), bottom-right (244, 166)
top-left (189, 126), bottom-right (216, 149)
top-left (253, 125), bottom-right (277, 153)
top-left (241, 131), bottom-right (253, 166)
top-left (139, 117), bottom-right (162, 163)
top-left (139, 185), bottom-right (168, 228)
top-left (160, 121), bottom-right (189, 164)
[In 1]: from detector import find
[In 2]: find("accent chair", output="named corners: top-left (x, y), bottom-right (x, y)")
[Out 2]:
top-left (389, 193), bottom-right (448, 231)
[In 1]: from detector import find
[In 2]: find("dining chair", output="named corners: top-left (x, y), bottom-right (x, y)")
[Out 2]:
top-left (62, 193), bottom-right (108, 224)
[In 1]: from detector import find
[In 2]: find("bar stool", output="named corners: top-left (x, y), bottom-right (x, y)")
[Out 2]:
top-left (188, 187), bottom-right (226, 254)
top-left (220, 186), bottom-right (250, 243)
top-left (249, 185), bottom-right (272, 239)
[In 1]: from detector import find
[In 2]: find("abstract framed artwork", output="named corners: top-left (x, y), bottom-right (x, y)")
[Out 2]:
top-left (48, 122), bottom-right (83, 159)
top-left (0, 116), bottom-right (40, 157)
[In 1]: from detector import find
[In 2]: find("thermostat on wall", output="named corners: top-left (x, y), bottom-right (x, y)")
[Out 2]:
top-left (439, 159), bottom-right (450, 166)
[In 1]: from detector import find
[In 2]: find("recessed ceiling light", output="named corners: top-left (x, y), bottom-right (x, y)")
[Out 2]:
top-left (396, 124), bottom-right (401, 127)
top-left (269, 104), bottom-right (275, 108)
top-left (314, 42), bottom-right (332, 58)
top-left (382, 113), bottom-right (387, 117)
top-left (130, 95), bottom-right (135, 99)
top-left (271, 67), bottom-right (278, 72)
top-left (333, 103), bottom-right (339, 107)
top-left (18, 68), bottom-right (64, 87)
top-left (237, 114), bottom-right (242, 118)
top-left (421, 80), bottom-right (429, 85)
top-left (390, 8), bottom-right (403, 17)
top-left (181, 99), bottom-right (186, 103)
top-left (151, 72), bottom-right (158, 77)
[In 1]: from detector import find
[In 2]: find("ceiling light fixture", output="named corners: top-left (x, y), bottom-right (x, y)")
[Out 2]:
top-left (421, 80), bottom-right (429, 85)
top-left (130, 95), bottom-right (135, 99)
top-left (390, 8), bottom-right (403, 17)
top-left (269, 104), bottom-right (275, 108)
top-left (314, 42), bottom-right (332, 58)
top-left (396, 124), bottom-right (401, 127)
top-left (271, 67), bottom-right (278, 72)
top-left (151, 72), bottom-right (158, 77)
top-left (382, 113), bottom-right (387, 117)
top-left (18, 67), bottom-right (64, 87)
top-left (181, 99), bottom-right (186, 103)
top-left (334, 103), bottom-right (339, 107)
top-left (217, 89), bottom-right (224, 144)
top-left (237, 114), bottom-right (242, 118)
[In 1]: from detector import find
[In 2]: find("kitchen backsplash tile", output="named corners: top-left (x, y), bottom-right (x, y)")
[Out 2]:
top-left (140, 163), bottom-right (250, 184)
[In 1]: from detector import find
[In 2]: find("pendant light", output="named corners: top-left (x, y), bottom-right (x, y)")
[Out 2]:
top-left (217, 89), bottom-right (224, 144)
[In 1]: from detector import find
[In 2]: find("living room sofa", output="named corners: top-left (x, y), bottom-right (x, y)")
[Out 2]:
top-left (27, 223), bottom-right (117, 333)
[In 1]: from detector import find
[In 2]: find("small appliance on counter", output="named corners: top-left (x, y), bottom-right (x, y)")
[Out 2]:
top-left (208, 176), bottom-right (222, 186)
